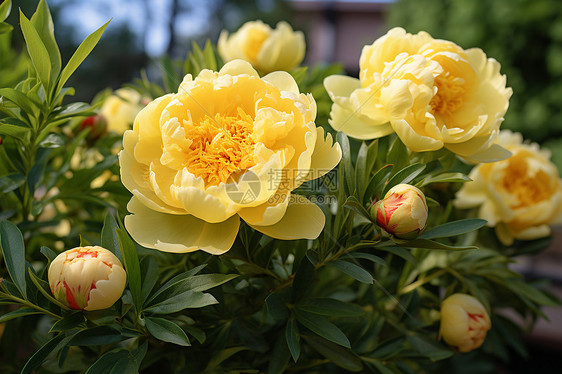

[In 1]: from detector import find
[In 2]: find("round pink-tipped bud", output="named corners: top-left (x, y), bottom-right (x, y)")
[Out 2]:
top-left (48, 246), bottom-right (126, 311)
top-left (439, 293), bottom-right (491, 353)
top-left (79, 115), bottom-right (107, 141)
top-left (370, 184), bottom-right (428, 239)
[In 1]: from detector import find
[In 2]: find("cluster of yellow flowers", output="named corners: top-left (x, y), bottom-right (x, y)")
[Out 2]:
top-left (52, 20), bottom-right (562, 354)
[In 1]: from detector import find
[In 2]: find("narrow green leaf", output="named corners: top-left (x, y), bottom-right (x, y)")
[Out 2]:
top-left (27, 268), bottom-right (69, 310)
top-left (172, 273), bottom-right (238, 293)
top-left (343, 196), bottom-right (373, 221)
top-left (364, 164), bottom-right (392, 201)
top-left (203, 39), bottom-right (217, 71)
top-left (268, 332), bottom-right (291, 374)
top-left (21, 333), bottom-right (66, 374)
top-left (31, 0), bottom-right (61, 78)
top-left (0, 0), bottom-right (11, 22)
top-left (140, 256), bottom-right (158, 304)
top-left (145, 317), bottom-right (190, 346)
top-left (355, 142), bottom-right (369, 195)
top-left (375, 245), bottom-right (417, 264)
top-left (285, 319), bottom-right (300, 362)
top-left (420, 172), bottom-right (471, 187)
top-left (295, 309), bottom-right (350, 348)
top-left (0, 21), bottom-right (11, 34)
top-left (69, 326), bottom-right (125, 346)
top-left (266, 293), bottom-right (289, 321)
top-left (0, 87), bottom-right (39, 115)
top-left (20, 11), bottom-right (51, 89)
top-left (49, 312), bottom-right (85, 332)
top-left (144, 290), bottom-right (217, 314)
top-left (328, 260), bottom-right (373, 284)
top-left (303, 335), bottom-right (363, 372)
top-left (101, 213), bottom-right (122, 262)
top-left (116, 228), bottom-right (142, 312)
top-left (406, 334), bottom-right (454, 362)
top-left (297, 298), bottom-right (364, 317)
top-left (40, 246), bottom-right (57, 264)
top-left (382, 163), bottom-right (426, 196)
top-left (336, 132), bottom-right (355, 195)
top-left (0, 173), bottom-right (25, 193)
top-left (395, 239), bottom-right (477, 251)
top-left (387, 136), bottom-right (408, 172)
top-left (419, 219), bottom-right (487, 240)
top-left (0, 122), bottom-right (31, 141)
top-left (343, 252), bottom-right (386, 267)
top-left (292, 256), bottom-right (315, 302)
top-left (85, 350), bottom-right (129, 374)
top-left (57, 19), bottom-right (110, 92)
top-left (0, 220), bottom-right (26, 298)
top-left (0, 307), bottom-right (41, 322)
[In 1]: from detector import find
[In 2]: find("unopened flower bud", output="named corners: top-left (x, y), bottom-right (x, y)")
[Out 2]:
top-left (48, 246), bottom-right (126, 311)
top-left (439, 293), bottom-right (491, 353)
top-left (79, 115), bottom-right (107, 141)
top-left (370, 184), bottom-right (428, 239)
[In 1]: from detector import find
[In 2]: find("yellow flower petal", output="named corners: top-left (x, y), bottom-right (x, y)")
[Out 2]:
top-left (249, 195), bottom-right (325, 239)
top-left (125, 197), bottom-right (240, 255)
top-left (330, 103), bottom-right (394, 140)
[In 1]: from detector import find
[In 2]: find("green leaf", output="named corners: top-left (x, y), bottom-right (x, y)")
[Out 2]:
top-left (328, 260), bottom-right (373, 284)
top-left (171, 273), bottom-right (238, 292)
top-left (420, 172), bottom-right (471, 187)
top-left (337, 132), bottom-right (355, 195)
top-left (40, 246), bottom-right (57, 264)
top-left (0, 307), bottom-right (42, 322)
top-left (269, 333), bottom-right (291, 374)
top-left (419, 219), bottom-right (487, 240)
top-left (0, 122), bottom-right (31, 141)
top-left (291, 255), bottom-right (315, 302)
top-left (343, 252), bottom-right (386, 267)
top-left (376, 245), bottom-right (417, 264)
top-left (56, 19), bottom-right (110, 93)
top-left (101, 213), bottom-right (123, 262)
top-left (49, 312), bottom-right (85, 332)
top-left (364, 164), bottom-right (392, 202)
top-left (303, 334), bottom-right (363, 372)
top-left (30, 0), bottom-right (61, 79)
top-left (395, 238), bottom-right (477, 251)
top-left (85, 350), bottom-right (130, 374)
top-left (27, 268), bottom-right (69, 310)
top-left (266, 293), bottom-right (289, 321)
top-left (0, 173), bottom-right (25, 193)
top-left (295, 309), bottom-right (350, 348)
top-left (406, 334), bottom-right (454, 362)
top-left (144, 290), bottom-right (217, 314)
top-left (382, 163), bottom-right (426, 196)
top-left (0, 21), bottom-right (11, 34)
top-left (145, 317), bottom-right (190, 346)
top-left (297, 298), bottom-right (364, 317)
top-left (20, 11), bottom-right (51, 90)
top-left (343, 196), bottom-right (373, 221)
top-left (203, 39), bottom-right (217, 71)
top-left (21, 333), bottom-right (66, 374)
top-left (0, 220), bottom-right (26, 298)
top-left (285, 318), bottom-right (300, 362)
top-left (69, 326), bottom-right (126, 346)
top-left (387, 135), bottom-right (408, 172)
top-left (0, 0), bottom-right (11, 22)
top-left (0, 87), bottom-right (40, 115)
top-left (140, 256), bottom-right (158, 304)
top-left (116, 228), bottom-right (142, 312)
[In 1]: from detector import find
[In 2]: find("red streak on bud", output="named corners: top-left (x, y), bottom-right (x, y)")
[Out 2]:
top-left (75, 250), bottom-right (99, 259)
top-left (80, 116), bottom-right (97, 130)
top-left (376, 193), bottom-right (407, 228)
top-left (468, 326), bottom-right (474, 331)
top-left (467, 312), bottom-right (484, 322)
top-left (63, 281), bottom-right (81, 309)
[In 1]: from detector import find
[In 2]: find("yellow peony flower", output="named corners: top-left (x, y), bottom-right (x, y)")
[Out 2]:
top-left (218, 20), bottom-right (305, 75)
top-left (439, 293), bottom-right (491, 353)
top-left (48, 246), bottom-right (127, 311)
top-left (119, 60), bottom-right (341, 255)
top-left (370, 184), bottom-right (428, 239)
top-left (101, 88), bottom-right (146, 134)
top-left (324, 27), bottom-right (513, 162)
top-left (455, 130), bottom-right (562, 245)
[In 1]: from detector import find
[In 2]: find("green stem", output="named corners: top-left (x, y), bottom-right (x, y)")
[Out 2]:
top-left (398, 268), bottom-right (447, 295)
top-left (1, 292), bottom-right (62, 319)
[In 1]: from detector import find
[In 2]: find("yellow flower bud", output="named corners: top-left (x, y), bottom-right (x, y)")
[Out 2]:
top-left (370, 184), bottom-right (428, 239)
top-left (218, 20), bottom-right (305, 74)
top-left (439, 293), bottom-right (491, 353)
top-left (100, 88), bottom-right (145, 134)
top-left (48, 246), bottom-right (126, 311)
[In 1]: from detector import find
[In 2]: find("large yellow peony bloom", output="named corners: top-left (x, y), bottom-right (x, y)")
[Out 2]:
top-left (455, 130), bottom-right (562, 245)
top-left (324, 27), bottom-right (513, 162)
top-left (119, 60), bottom-right (341, 255)
top-left (218, 20), bottom-right (305, 75)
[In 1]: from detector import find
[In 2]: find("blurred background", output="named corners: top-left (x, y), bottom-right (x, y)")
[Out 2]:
top-left (4, 0), bottom-right (562, 372)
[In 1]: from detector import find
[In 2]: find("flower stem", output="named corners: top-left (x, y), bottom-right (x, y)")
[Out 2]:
top-left (398, 268), bottom-right (447, 295)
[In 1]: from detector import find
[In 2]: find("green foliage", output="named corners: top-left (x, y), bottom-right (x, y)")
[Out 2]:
top-left (0, 1), bottom-right (558, 373)
top-left (388, 0), bottom-right (562, 170)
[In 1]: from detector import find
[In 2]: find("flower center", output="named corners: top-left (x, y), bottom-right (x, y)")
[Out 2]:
top-left (501, 151), bottom-right (556, 208)
top-left (184, 107), bottom-right (256, 187)
top-left (430, 72), bottom-right (466, 119)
